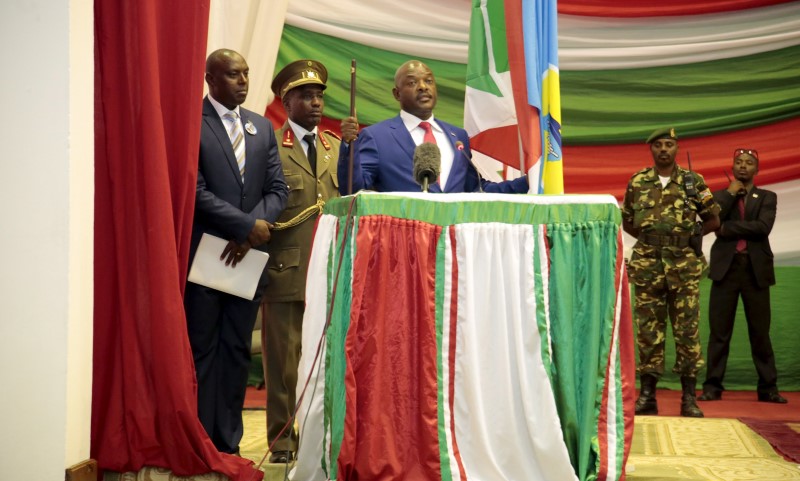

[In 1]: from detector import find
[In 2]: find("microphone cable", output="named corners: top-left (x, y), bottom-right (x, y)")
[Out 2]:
top-left (455, 141), bottom-right (483, 193)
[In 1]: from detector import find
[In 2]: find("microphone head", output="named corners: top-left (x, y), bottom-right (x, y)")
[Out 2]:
top-left (412, 143), bottom-right (441, 187)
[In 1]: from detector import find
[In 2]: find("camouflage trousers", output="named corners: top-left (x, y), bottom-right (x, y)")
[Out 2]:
top-left (628, 246), bottom-right (705, 378)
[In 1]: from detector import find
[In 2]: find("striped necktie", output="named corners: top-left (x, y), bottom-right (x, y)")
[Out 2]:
top-left (223, 111), bottom-right (246, 180)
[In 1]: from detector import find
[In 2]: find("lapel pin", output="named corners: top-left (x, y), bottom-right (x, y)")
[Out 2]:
top-left (752, 193), bottom-right (758, 198)
top-left (245, 120), bottom-right (257, 135)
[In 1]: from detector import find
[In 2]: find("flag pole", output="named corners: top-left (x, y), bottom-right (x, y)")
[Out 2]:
top-left (347, 59), bottom-right (357, 195)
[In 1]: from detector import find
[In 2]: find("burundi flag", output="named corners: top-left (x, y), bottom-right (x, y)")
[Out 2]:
top-left (465, 0), bottom-right (564, 194)
top-left (290, 193), bottom-right (634, 481)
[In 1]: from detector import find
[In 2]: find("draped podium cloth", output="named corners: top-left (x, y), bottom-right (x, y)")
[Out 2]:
top-left (290, 192), bottom-right (635, 481)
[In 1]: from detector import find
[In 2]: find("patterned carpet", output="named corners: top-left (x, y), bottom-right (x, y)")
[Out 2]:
top-left (627, 416), bottom-right (800, 481)
top-left (240, 410), bottom-right (295, 480)
top-left (739, 418), bottom-right (800, 464)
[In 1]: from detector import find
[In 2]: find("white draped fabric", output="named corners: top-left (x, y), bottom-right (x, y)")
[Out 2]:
top-left (206, 0), bottom-right (800, 110)
top-left (206, 0), bottom-right (289, 113)
top-left (284, 1), bottom-right (800, 68)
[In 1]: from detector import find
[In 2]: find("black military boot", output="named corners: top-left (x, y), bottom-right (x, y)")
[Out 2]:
top-left (635, 374), bottom-right (658, 415)
top-left (680, 376), bottom-right (704, 418)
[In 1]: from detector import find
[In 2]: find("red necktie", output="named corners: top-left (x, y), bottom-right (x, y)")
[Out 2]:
top-left (419, 121), bottom-right (437, 145)
top-left (736, 196), bottom-right (746, 252)
top-left (418, 121), bottom-right (440, 186)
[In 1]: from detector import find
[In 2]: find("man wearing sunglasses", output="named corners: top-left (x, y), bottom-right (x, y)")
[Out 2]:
top-left (622, 127), bottom-right (720, 418)
top-left (698, 149), bottom-right (787, 404)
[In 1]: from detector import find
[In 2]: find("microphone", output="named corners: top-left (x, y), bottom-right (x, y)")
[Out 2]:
top-left (412, 143), bottom-right (441, 193)
top-left (455, 140), bottom-right (483, 193)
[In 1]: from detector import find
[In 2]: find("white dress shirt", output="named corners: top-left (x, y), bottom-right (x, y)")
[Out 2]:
top-left (399, 110), bottom-right (454, 190)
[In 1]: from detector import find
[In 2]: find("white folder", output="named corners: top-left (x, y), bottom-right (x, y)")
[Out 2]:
top-left (187, 233), bottom-right (269, 300)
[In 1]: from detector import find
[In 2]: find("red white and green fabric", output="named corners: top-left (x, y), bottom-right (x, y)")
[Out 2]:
top-left (260, 0), bottom-right (800, 263)
top-left (269, 0), bottom-right (800, 175)
top-left (290, 193), bottom-right (635, 481)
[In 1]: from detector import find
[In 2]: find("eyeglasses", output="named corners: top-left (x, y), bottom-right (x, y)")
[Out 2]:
top-left (734, 148), bottom-right (758, 160)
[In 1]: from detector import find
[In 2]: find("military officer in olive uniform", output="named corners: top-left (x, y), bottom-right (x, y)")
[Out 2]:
top-left (262, 60), bottom-right (341, 463)
top-left (622, 128), bottom-right (720, 418)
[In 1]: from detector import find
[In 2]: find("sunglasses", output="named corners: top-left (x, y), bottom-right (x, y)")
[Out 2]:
top-left (734, 148), bottom-right (758, 160)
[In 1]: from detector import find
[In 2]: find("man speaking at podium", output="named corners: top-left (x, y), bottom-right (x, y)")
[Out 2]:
top-left (338, 60), bottom-right (528, 194)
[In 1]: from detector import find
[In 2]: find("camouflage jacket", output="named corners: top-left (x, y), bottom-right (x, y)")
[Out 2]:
top-left (622, 165), bottom-right (719, 274)
top-left (622, 165), bottom-right (720, 286)
top-left (622, 165), bottom-right (718, 238)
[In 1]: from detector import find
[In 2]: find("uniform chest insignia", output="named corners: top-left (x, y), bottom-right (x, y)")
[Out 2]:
top-left (245, 120), bottom-right (257, 135)
top-left (282, 128), bottom-right (294, 147)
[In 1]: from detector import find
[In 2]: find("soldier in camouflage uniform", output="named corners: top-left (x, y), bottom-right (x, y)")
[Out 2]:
top-left (622, 127), bottom-right (720, 418)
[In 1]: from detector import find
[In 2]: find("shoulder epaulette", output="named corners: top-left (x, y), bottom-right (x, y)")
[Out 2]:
top-left (319, 130), bottom-right (340, 150)
top-left (322, 129), bottom-right (341, 141)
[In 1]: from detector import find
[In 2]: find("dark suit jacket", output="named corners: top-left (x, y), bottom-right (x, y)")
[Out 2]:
top-left (709, 186), bottom-right (776, 288)
top-left (190, 97), bottom-right (288, 266)
top-left (337, 115), bottom-right (528, 194)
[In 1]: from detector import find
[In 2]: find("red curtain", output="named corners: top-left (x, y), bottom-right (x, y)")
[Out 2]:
top-left (557, 0), bottom-right (794, 17)
top-left (92, 1), bottom-right (262, 480)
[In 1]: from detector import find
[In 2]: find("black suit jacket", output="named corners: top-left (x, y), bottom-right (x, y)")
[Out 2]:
top-left (190, 97), bottom-right (288, 265)
top-left (709, 186), bottom-right (776, 288)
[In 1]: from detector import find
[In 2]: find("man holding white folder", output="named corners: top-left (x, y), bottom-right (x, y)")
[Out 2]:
top-left (185, 48), bottom-right (288, 455)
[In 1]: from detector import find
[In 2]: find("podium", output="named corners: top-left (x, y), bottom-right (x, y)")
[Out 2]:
top-left (291, 192), bottom-right (635, 481)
